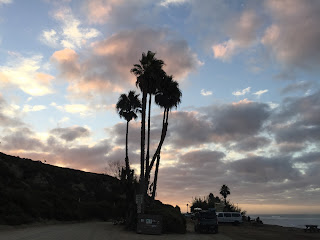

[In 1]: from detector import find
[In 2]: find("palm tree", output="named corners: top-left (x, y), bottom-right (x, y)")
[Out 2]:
top-left (116, 90), bottom-right (141, 179)
top-left (130, 51), bottom-right (165, 196)
top-left (150, 75), bottom-right (182, 199)
top-left (220, 184), bottom-right (231, 204)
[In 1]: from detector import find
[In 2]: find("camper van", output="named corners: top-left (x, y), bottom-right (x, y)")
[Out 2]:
top-left (216, 212), bottom-right (242, 224)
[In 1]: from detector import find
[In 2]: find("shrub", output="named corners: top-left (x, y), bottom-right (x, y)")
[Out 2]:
top-left (146, 200), bottom-right (186, 234)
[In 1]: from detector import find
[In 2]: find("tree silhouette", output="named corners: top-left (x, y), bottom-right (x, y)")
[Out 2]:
top-left (130, 51), bottom-right (165, 203)
top-left (116, 90), bottom-right (141, 179)
top-left (220, 184), bottom-right (231, 204)
top-left (150, 75), bottom-right (182, 199)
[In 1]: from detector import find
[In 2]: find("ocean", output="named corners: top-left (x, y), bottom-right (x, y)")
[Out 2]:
top-left (250, 214), bottom-right (320, 228)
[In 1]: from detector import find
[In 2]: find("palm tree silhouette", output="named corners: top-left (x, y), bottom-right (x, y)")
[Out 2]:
top-left (220, 184), bottom-right (231, 204)
top-left (150, 75), bottom-right (182, 199)
top-left (130, 51), bottom-right (165, 197)
top-left (116, 90), bottom-right (141, 178)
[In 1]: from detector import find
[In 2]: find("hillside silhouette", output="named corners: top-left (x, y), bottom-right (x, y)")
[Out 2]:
top-left (0, 152), bottom-right (126, 225)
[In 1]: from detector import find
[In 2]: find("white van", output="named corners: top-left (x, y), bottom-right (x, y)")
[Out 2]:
top-left (216, 212), bottom-right (242, 224)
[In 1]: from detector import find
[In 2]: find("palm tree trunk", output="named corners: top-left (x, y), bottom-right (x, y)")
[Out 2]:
top-left (140, 92), bottom-right (147, 199)
top-left (151, 154), bottom-right (160, 200)
top-left (148, 108), bottom-right (169, 183)
top-left (125, 120), bottom-right (130, 179)
top-left (145, 93), bottom-right (152, 181)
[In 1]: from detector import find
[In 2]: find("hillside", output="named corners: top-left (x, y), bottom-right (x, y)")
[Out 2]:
top-left (0, 152), bottom-right (125, 225)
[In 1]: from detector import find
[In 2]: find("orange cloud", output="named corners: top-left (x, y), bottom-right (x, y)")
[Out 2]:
top-left (51, 48), bottom-right (78, 62)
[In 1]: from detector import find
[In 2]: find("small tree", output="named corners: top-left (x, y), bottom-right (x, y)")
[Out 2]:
top-left (191, 193), bottom-right (221, 212)
top-left (105, 160), bottom-right (124, 179)
top-left (220, 184), bottom-right (230, 204)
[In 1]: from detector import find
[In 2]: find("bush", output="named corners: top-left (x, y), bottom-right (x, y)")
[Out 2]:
top-left (146, 200), bottom-right (186, 234)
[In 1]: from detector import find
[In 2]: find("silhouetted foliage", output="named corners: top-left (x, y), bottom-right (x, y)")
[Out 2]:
top-left (190, 193), bottom-right (221, 212)
top-left (146, 200), bottom-right (186, 233)
top-left (220, 184), bottom-right (231, 204)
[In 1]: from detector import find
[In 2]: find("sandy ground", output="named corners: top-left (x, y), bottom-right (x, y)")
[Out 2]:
top-left (0, 220), bottom-right (319, 240)
top-left (0, 221), bottom-right (230, 240)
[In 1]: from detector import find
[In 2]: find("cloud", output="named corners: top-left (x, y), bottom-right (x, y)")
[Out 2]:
top-left (108, 121), bottom-right (159, 153)
top-left (207, 100), bottom-right (270, 140)
top-left (0, 54), bottom-right (54, 96)
top-left (276, 142), bottom-right (305, 153)
top-left (232, 87), bottom-right (251, 96)
top-left (52, 28), bottom-right (201, 98)
top-left (212, 10), bottom-right (262, 60)
top-left (1, 132), bottom-right (113, 173)
top-left (22, 105), bottom-right (47, 112)
top-left (274, 123), bottom-right (320, 145)
top-left (160, 0), bottom-right (188, 7)
top-left (270, 90), bottom-right (320, 146)
top-left (1, 127), bottom-right (45, 151)
top-left (281, 81), bottom-right (313, 95)
top-left (83, 0), bottom-right (154, 28)
top-left (200, 89), bottom-right (212, 96)
top-left (41, 8), bottom-right (100, 49)
top-left (232, 136), bottom-right (271, 152)
top-left (180, 149), bottom-right (225, 168)
top-left (254, 89), bottom-right (268, 97)
top-left (0, 0), bottom-right (12, 5)
top-left (45, 138), bottom-right (112, 172)
top-left (84, 0), bottom-right (119, 24)
top-left (212, 40), bottom-right (237, 61)
top-left (50, 102), bottom-right (113, 116)
top-left (167, 100), bottom-right (271, 148)
top-left (40, 29), bottom-right (59, 48)
top-left (263, 0), bottom-right (320, 70)
top-left (50, 126), bottom-right (90, 142)
top-left (294, 152), bottom-right (320, 164)
top-left (228, 156), bottom-right (301, 183)
top-left (272, 90), bottom-right (320, 127)
top-left (0, 95), bottom-right (23, 127)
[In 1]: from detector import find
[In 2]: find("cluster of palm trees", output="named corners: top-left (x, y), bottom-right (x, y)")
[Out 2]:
top-left (116, 51), bottom-right (182, 212)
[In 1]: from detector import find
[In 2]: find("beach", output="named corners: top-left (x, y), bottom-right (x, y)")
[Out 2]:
top-left (0, 220), bottom-right (319, 240)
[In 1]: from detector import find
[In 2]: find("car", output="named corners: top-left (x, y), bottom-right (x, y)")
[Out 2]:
top-left (194, 210), bottom-right (218, 233)
top-left (216, 212), bottom-right (243, 225)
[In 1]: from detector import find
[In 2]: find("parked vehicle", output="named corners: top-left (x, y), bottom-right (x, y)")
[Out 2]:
top-left (216, 212), bottom-right (242, 225)
top-left (194, 210), bottom-right (218, 233)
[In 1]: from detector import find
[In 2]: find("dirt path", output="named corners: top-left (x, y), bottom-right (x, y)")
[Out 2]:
top-left (0, 222), bottom-right (231, 240)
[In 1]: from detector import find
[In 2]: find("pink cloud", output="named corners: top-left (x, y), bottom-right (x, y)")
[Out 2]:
top-left (52, 28), bottom-right (200, 99)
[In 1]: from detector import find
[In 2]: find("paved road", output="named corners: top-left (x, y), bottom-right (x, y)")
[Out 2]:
top-left (0, 222), bottom-right (232, 240)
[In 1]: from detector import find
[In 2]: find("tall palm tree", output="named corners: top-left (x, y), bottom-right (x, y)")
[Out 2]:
top-left (220, 184), bottom-right (231, 204)
top-left (150, 75), bottom-right (182, 199)
top-left (130, 51), bottom-right (165, 196)
top-left (116, 90), bottom-right (141, 178)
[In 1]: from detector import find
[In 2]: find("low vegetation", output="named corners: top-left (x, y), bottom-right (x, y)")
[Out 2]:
top-left (0, 152), bottom-right (125, 225)
top-left (191, 188), bottom-right (246, 215)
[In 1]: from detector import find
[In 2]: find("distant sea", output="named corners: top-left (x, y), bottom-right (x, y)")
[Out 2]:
top-left (250, 214), bottom-right (320, 228)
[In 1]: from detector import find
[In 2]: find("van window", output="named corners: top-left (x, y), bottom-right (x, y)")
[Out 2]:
top-left (232, 213), bottom-right (240, 217)
top-left (218, 213), bottom-right (223, 217)
top-left (224, 213), bottom-right (231, 217)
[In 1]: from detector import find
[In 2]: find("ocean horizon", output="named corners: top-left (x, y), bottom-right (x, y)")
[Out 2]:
top-left (250, 214), bottom-right (320, 228)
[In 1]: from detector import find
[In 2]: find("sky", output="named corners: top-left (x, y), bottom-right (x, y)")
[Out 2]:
top-left (0, 0), bottom-right (320, 215)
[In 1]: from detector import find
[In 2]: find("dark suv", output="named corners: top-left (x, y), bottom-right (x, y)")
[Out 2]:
top-left (194, 210), bottom-right (218, 233)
